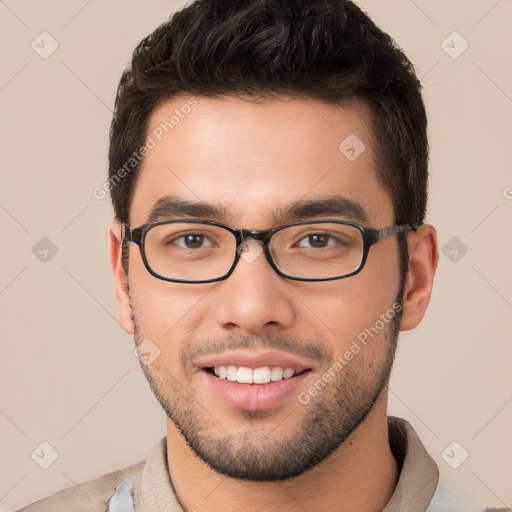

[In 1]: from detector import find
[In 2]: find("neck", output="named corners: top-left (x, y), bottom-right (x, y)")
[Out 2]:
top-left (166, 392), bottom-right (399, 512)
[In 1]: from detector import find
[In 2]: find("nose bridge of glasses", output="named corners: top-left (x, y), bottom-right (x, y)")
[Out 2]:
top-left (235, 229), bottom-right (274, 257)
top-left (234, 229), bottom-right (274, 266)
top-left (239, 228), bottom-right (272, 243)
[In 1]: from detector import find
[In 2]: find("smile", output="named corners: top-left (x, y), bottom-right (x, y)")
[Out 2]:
top-left (207, 365), bottom-right (307, 384)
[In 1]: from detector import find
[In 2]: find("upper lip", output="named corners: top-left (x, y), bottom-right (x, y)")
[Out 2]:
top-left (198, 350), bottom-right (315, 372)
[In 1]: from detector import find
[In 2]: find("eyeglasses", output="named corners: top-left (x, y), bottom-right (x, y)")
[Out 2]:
top-left (122, 219), bottom-right (415, 284)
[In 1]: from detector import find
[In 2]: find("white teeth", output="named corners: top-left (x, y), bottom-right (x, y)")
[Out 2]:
top-left (212, 365), bottom-right (299, 384)
top-left (283, 368), bottom-right (295, 379)
top-left (253, 366), bottom-right (271, 384)
top-left (226, 365), bottom-right (238, 381)
top-left (270, 367), bottom-right (284, 381)
top-left (236, 367), bottom-right (253, 383)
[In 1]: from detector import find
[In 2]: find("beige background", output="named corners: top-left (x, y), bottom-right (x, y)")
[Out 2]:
top-left (1, 0), bottom-right (511, 510)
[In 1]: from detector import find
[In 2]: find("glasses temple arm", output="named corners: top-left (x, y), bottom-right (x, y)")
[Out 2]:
top-left (374, 224), bottom-right (418, 241)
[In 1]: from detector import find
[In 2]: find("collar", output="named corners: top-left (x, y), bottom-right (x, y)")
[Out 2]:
top-left (383, 416), bottom-right (439, 511)
top-left (138, 416), bottom-right (439, 512)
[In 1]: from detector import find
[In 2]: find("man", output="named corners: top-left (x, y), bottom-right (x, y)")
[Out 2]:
top-left (16, 1), bottom-right (507, 511)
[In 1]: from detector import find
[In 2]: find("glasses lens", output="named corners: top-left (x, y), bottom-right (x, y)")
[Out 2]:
top-left (142, 221), bottom-right (364, 282)
top-left (270, 223), bottom-right (364, 279)
top-left (144, 222), bottom-right (236, 281)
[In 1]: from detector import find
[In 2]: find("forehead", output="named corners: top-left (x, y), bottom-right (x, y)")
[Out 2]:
top-left (130, 95), bottom-right (394, 228)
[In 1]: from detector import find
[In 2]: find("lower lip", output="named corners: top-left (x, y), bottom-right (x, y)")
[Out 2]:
top-left (202, 370), bottom-right (311, 410)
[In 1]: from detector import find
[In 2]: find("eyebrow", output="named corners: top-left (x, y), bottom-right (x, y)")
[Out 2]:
top-left (146, 193), bottom-right (369, 225)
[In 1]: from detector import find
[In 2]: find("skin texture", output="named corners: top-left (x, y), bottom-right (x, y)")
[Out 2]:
top-left (109, 95), bottom-right (439, 512)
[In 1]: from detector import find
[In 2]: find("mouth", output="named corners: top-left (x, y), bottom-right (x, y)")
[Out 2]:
top-left (203, 365), bottom-right (311, 384)
top-left (198, 351), bottom-right (315, 410)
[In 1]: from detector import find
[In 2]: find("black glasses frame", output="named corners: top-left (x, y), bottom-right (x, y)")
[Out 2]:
top-left (122, 219), bottom-right (416, 284)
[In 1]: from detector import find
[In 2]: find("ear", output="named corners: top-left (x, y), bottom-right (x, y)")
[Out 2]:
top-left (399, 224), bottom-right (439, 331)
top-left (109, 220), bottom-right (134, 335)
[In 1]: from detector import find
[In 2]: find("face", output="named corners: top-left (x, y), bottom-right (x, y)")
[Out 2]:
top-left (112, 95), bottom-right (407, 481)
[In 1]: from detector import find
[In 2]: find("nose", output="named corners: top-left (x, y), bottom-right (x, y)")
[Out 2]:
top-left (213, 239), bottom-right (295, 334)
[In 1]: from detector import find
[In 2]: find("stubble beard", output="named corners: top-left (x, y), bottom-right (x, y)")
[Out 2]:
top-left (130, 289), bottom-right (402, 482)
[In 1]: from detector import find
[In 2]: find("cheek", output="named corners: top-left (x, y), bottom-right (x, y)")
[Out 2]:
top-left (298, 248), bottom-right (401, 353)
top-left (304, 287), bottom-right (392, 345)
top-left (128, 250), bottom-right (200, 325)
top-left (128, 268), bottom-right (214, 361)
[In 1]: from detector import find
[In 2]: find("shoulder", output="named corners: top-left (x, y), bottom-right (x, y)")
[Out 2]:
top-left (15, 461), bottom-right (145, 512)
top-left (427, 479), bottom-right (512, 512)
